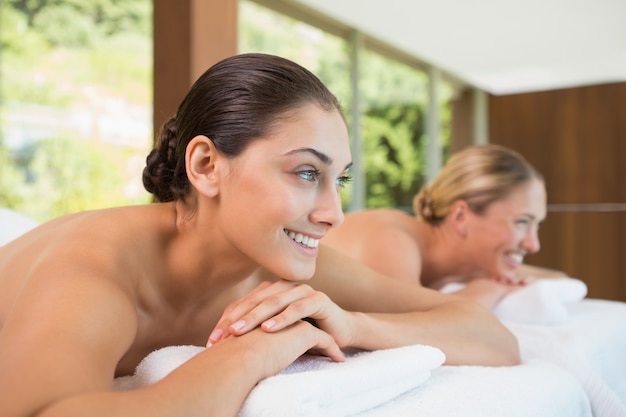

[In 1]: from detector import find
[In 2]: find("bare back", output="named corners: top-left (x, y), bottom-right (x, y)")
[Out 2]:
top-left (323, 209), bottom-right (424, 285)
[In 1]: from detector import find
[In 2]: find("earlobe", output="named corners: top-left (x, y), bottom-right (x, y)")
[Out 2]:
top-left (186, 135), bottom-right (220, 197)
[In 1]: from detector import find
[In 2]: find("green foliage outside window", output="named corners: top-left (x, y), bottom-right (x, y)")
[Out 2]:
top-left (0, 0), bottom-right (152, 221)
top-left (0, 0), bottom-right (451, 221)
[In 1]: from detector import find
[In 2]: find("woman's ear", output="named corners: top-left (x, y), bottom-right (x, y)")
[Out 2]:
top-left (450, 200), bottom-right (470, 238)
top-left (186, 135), bottom-right (221, 198)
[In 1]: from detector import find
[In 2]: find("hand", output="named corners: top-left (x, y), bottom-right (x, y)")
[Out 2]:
top-left (490, 273), bottom-right (535, 286)
top-left (213, 321), bottom-right (346, 375)
top-left (459, 278), bottom-right (525, 308)
top-left (207, 280), bottom-right (354, 349)
top-left (492, 264), bottom-right (567, 285)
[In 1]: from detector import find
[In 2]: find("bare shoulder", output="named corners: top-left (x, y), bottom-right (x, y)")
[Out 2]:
top-left (0, 206), bottom-right (165, 415)
top-left (0, 235), bottom-right (139, 416)
top-left (325, 208), bottom-right (415, 246)
top-left (322, 209), bottom-right (422, 283)
top-left (0, 205), bottom-right (167, 328)
top-left (0, 206), bottom-right (152, 330)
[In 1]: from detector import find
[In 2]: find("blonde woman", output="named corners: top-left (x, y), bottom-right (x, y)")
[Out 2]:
top-left (324, 144), bottom-right (566, 308)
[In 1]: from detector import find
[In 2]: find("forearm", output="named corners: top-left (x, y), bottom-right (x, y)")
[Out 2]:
top-left (348, 300), bottom-right (520, 366)
top-left (455, 279), bottom-right (519, 309)
top-left (38, 343), bottom-right (262, 417)
top-left (518, 264), bottom-right (568, 279)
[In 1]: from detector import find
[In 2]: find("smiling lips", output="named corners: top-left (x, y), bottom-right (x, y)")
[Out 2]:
top-left (504, 251), bottom-right (524, 267)
top-left (284, 229), bottom-right (320, 248)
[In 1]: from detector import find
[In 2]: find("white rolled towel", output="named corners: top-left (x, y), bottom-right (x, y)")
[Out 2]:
top-left (493, 278), bottom-right (587, 325)
top-left (441, 278), bottom-right (588, 325)
top-left (115, 344), bottom-right (446, 417)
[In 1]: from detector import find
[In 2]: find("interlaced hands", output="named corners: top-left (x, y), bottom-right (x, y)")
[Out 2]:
top-left (216, 322), bottom-right (346, 379)
top-left (490, 273), bottom-right (536, 286)
top-left (207, 279), bottom-right (354, 362)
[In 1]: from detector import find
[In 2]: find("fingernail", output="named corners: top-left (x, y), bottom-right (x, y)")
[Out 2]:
top-left (206, 341), bottom-right (213, 348)
top-left (208, 328), bottom-right (223, 342)
top-left (263, 319), bottom-right (276, 330)
top-left (231, 320), bottom-right (246, 331)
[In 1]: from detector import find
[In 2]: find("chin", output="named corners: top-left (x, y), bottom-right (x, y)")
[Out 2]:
top-left (293, 269), bottom-right (316, 282)
top-left (279, 264), bottom-right (316, 282)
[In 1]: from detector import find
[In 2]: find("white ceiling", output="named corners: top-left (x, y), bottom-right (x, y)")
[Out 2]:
top-left (293, 0), bottom-right (626, 95)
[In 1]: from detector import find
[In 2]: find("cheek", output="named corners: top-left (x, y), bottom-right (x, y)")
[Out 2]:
top-left (479, 223), bottom-right (517, 250)
top-left (231, 177), bottom-right (309, 226)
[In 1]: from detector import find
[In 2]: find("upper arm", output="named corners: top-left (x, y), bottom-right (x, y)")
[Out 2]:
top-left (0, 256), bottom-right (137, 417)
top-left (517, 263), bottom-right (568, 280)
top-left (310, 245), bottom-right (459, 313)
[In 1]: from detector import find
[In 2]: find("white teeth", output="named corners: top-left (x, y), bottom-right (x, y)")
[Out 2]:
top-left (508, 253), bottom-right (524, 264)
top-left (285, 230), bottom-right (319, 248)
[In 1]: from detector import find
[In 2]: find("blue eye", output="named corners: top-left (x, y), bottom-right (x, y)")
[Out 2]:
top-left (336, 174), bottom-right (353, 189)
top-left (298, 170), bottom-right (319, 182)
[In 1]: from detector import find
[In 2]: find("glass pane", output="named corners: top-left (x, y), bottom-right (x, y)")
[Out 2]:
top-left (359, 50), bottom-right (429, 211)
top-left (0, 0), bottom-right (153, 222)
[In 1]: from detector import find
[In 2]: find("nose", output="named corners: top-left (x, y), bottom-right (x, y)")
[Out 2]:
top-left (309, 184), bottom-right (345, 228)
top-left (522, 227), bottom-right (541, 254)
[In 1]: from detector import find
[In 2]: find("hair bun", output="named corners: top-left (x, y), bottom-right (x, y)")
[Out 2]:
top-left (415, 188), bottom-right (435, 221)
top-left (142, 118), bottom-right (180, 202)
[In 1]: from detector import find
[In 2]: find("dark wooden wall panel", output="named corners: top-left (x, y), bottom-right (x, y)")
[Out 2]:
top-left (526, 211), bottom-right (626, 301)
top-left (489, 83), bottom-right (626, 204)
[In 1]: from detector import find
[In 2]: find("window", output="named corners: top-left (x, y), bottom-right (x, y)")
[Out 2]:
top-left (0, 0), bottom-right (153, 221)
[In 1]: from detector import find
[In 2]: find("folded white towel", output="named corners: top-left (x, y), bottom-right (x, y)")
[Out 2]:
top-left (493, 278), bottom-right (587, 325)
top-left (441, 278), bottom-right (588, 325)
top-left (114, 344), bottom-right (446, 417)
top-left (238, 344), bottom-right (445, 417)
top-left (113, 345), bottom-right (205, 390)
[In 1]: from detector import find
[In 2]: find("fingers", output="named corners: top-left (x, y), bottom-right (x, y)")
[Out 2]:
top-left (207, 280), bottom-right (331, 346)
top-left (491, 274), bottom-right (529, 286)
top-left (259, 290), bottom-right (330, 332)
top-left (213, 321), bottom-right (345, 377)
top-left (295, 321), bottom-right (346, 363)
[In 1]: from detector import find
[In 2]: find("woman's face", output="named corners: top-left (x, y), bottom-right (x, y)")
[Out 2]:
top-left (467, 178), bottom-right (547, 281)
top-left (217, 103), bottom-right (352, 281)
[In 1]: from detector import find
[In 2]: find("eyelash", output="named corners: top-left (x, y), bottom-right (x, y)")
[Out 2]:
top-left (297, 170), bottom-right (353, 189)
top-left (336, 174), bottom-right (353, 188)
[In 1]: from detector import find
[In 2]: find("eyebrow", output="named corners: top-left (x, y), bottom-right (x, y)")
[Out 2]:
top-left (285, 147), bottom-right (353, 170)
top-left (522, 213), bottom-right (545, 224)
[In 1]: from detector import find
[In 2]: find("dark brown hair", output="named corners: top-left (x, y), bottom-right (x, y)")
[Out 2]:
top-left (143, 53), bottom-right (343, 202)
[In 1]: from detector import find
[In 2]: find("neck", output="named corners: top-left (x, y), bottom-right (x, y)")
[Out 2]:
top-left (158, 201), bottom-right (260, 309)
top-left (414, 219), bottom-right (475, 287)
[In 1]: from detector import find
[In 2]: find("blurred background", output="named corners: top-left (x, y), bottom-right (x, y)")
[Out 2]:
top-left (0, 0), bottom-right (450, 221)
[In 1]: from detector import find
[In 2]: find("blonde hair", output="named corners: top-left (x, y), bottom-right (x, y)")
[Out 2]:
top-left (413, 144), bottom-right (543, 224)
